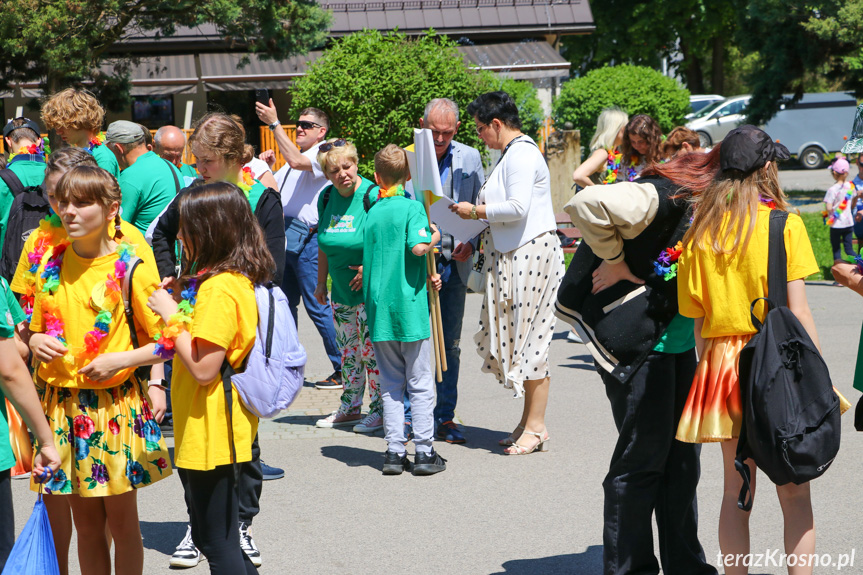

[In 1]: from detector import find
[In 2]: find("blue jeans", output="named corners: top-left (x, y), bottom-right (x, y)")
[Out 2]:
top-left (403, 258), bottom-right (467, 425)
top-left (283, 232), bottom-right (341, 371)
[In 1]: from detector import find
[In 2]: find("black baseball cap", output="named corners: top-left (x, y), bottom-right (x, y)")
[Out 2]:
top-left (720, 125), bottom-right (790, 174)
top-left (3, 118), bottom-right (41, 139)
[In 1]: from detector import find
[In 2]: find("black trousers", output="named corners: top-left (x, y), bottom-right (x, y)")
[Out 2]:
top-left (179, 465), bottom-right (258, 575)
top-left (182, 434), bottom-right (262, 525)
top-left (0, 469), bottom-right (12, 572)
top-left (830, 226), bottom-right (855, 260)
top-left (599, 349), bottom-right (717, 575)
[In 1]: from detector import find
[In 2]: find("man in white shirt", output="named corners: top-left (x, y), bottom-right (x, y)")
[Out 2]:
top-left (256, 101), bottom-right (342, 388)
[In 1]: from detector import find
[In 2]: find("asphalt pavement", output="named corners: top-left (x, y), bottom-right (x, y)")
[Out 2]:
top-left (10, 282), bottom-right (863, 575)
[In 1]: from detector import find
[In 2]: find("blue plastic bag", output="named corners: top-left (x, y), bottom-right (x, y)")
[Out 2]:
top-left (1, 492), bottom-right (60, 575)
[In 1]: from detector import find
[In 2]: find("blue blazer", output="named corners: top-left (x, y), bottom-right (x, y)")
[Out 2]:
top-left (445, 140), bottom-right (485, 285)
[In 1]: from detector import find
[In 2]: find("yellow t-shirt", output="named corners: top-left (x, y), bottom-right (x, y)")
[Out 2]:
top-left (678, 206), bottom-right (819, 338)
top-left (10, 219), bottom-right (157, 295)
top-left (172, 272), bottom-right (259, 471)
top-left (29, 242), bottom-right (163, 388)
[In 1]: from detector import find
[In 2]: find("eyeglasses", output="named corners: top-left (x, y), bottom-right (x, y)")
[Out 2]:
top-left (475, 123), bottom-right (489, 136)
top-left (318, 139), bottom-right (347, 153)
top-left (297, 120), bottom-right (323, 131)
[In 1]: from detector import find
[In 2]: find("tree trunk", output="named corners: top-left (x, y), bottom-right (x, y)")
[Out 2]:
top-left (680, 39), bottom-right (705, 94)
top-left (711, 36), bottom-right (725, 95)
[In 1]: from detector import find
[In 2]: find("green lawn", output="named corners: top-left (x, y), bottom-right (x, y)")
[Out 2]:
top-left (562, 211), bottom-right (848, 282)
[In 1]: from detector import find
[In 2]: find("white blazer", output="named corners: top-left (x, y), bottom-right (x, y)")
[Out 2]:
top-left (481, 135), bottom-right (556, 254)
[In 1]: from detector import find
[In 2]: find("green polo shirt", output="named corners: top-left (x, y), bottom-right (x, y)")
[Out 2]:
top-left (0, 277), bottom-right (26, 471)
top-left (92, 144), bottom-right (120, 178)
top-left (119, 151), bottom-right (183, 234)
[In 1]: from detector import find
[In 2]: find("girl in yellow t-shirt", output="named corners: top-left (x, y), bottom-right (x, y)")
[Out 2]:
top-left (27, 165), bottom-right (171, 575)
top-left (148, 181), bottom-right (275, 575)
top-left (676, 126), bottom-right (849, 575)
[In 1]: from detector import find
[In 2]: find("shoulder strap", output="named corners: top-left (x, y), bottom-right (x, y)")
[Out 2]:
top-left (363, 186), bottom-right (380, 213)
top-left (322, 186), bottom-right (331, 212)
top-left (278, 167), bottom-right (293, 194)
top-left (767, 210), bottom-right (789, 308)
top-left (0, 169), bottom-right (25, 196)
top-left (121, 257), bottom-right (144, 349)
top-left (163, 159), bottom-right (181, 194)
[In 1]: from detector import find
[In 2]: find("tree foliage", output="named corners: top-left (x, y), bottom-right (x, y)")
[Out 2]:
top-left (552, 65), bottom-right (690, 150)
top-left (0, 0), bottom-right (330, 106)
top-left (290, 30), bottom-right (544, 176)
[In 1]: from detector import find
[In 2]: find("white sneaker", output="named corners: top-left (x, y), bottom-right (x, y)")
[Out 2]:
top-left (169, 525), bottom-right (201, 568)
top-left (239, 522), bottom-right (262, 567)
top-left (567, 331), bottom-right (584, 344)
top-left (315, 410), bottom-right (362, 428)
top-left (353, 412), bottom-right (384, 433)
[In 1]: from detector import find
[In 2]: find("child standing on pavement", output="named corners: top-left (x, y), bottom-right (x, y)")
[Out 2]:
top-left (363, 144), bottom-right (445, 476)
top-left (824, 157), bottom-right (857, 263)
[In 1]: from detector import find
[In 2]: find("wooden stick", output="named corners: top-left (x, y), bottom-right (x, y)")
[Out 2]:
top-left (422, 189), bottom-right (445, 381)
top-left (434, 287), bottom-right (447, 371)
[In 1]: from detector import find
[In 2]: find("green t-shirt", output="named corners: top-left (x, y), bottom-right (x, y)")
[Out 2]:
top-left (0, 276), bottom-right (26, 472)
top-left (246, 180), bottom-right (266, 214)
top-left (317, 177), bottom-right (376, 307)
top-left (92, 144), bottom-right (120, 178)
top-left (119, 151), bottom-right (183, 234)
top-left (363, 195), bottom-right (432, 342)
top-left (179, 163), bottom-right (198, 179)
top-left (653, 313), bottom-right (695, 353)
top-left (0, 158), bottom-right (46, 254)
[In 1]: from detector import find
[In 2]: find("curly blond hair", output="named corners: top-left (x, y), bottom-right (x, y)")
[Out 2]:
top-left (41, 88), bottom-right (104, 133)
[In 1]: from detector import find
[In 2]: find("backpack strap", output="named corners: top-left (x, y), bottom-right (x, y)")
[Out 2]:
top-left (767, 210), bottom-right (789, 308)
top-left (734, 422), bottom-right (755, 511)
top-left (363, 186), bottom-right (380, 212)
top-left (0, 169), bottom-right (25, 196)
top-left (264, 286), bottom-right (275, 360)
top-left (162, 159), bottom-right (181, 194)
top-left (120, 256), bottom-right (149, 382)
top-left (321, 186), bottom-right (331, 213)
top-left (221, 359), bottom-right (240, 481)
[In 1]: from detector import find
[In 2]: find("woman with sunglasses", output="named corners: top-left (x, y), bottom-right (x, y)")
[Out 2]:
top-left (312, 138), bottom-right (383, 433)
top-left (451, 91), bottom-right (564, 455)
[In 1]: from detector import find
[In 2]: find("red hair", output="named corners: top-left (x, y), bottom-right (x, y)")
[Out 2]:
top-left (641, 143), bottom-right (722, 196)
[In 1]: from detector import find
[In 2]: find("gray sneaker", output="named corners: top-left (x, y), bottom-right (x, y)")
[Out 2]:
top-left (239, 522), bottom-right (262, 567)
top-left (169, 525), bottom-right (201, 568)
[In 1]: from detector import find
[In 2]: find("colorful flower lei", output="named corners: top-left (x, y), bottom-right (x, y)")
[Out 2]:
top-left (40, 240), bottom-right (136, 362)
top-left (760, 196), bottom-right (777, 210)
top-left (86, 132), bottom-right (107, 153)
top-left (7, 139), bottom-right (50, 161)
top-left (236, 166), bottom-right (255, 197)
top-left (20, 213), bottom-right (64, 322)
top-left (153, 275), bottom-right (201, 359)
top-left (603, 148), bottom-right (638, 185)
top-left (378, 184), bottom-right (405, 199)
top-left (653, 241), bottom-right (683, 281)
top-left (826, 182), bottom-right (857, 226)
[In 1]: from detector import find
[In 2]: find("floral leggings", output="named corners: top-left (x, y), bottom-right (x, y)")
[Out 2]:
top-left (333, 302), bottom-right (381, 416)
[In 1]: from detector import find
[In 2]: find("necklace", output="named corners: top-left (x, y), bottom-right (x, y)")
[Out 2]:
top-left (378, 184), bottom-right (405, 200)
top-left (653, 241), bottom-right (683, 281)
top-left (826, 182), bottom-right (856, 226)
top-left (604, 148), bottom-right (638, 185)
top-left (86, 132), bottom-right (106, 152)
top-left (40, 240), bottom-right (136, 362)
top-left (153, 274), bottom-right (202, 359)
top-left (20, 213), bottom-right (64, 322)
top-left (236, 166), bottom-right (255, 197)
top-left (8, 140), bottom-right (50, 161)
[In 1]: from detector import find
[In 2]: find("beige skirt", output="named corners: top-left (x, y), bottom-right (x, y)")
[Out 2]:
top-left (474, 230), bottom-right (564, 397)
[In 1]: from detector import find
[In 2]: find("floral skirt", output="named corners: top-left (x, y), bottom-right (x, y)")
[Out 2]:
top-left (31, 378), bottom-right (172, 497)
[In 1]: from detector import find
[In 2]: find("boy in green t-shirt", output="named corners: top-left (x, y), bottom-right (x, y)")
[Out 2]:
top-left (0, 277), bottom-right (60, 570)
top-left (363, 144), bottom-right (445, 476)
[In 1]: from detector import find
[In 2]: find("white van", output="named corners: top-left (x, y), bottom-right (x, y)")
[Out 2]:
top-left (686, 92), bottom-right (858, 168)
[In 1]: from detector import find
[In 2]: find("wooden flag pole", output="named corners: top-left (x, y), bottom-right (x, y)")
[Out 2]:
top-left (422, 189), bottom-right (447, 381)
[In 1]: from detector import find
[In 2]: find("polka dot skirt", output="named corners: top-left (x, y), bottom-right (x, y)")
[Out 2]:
top-left (474, 230), bottom-right (564, 398)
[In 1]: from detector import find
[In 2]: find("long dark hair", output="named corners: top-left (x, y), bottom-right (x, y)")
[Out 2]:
top-left (177, 182), bottom-right (275, 286)
top-left (621, 114), bottom-right (663, 166)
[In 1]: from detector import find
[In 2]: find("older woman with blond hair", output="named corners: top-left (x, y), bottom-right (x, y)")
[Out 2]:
top-left (41, 88), bottom-right (120, 177)
top-left (572, 107), bottom-right (630, 188)
top-left (313, 139), bottom-right (383, 433)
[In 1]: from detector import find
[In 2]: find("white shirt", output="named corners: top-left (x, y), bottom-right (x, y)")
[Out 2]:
top-left (825, 181), bottom-right (857, 228)
top-left (480, 135), bottom-right (556, 253)
top-left (244, 157), bottom-right (272, 179)
top-left (274, 143), bottom-right (328, 226)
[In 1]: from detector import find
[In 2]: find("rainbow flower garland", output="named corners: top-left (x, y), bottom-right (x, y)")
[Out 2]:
top-left (653, 241), bottom-right (683, 281)
top-left (604, 148), bottom-right (638, 185)
top-left (40, 240), bottom-right (136, 362)
top-left (86, 132), bottom-right (107, 153)
top-left (20, 213), bottom-right (64, 322)
top-left (378, 184), bottom-right (405, 199)
top-left (236, 166), bottom-right (255, 197)
top-left (8, 139), bottom-right (50, 161)
top-left (153, 275), bottom-right (202, 359)
top-left (826, 182), bottom-right (857, 226)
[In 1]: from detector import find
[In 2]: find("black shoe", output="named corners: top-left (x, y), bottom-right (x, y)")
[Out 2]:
top-left (314, 371), bottom-right (342, 390)
top-left (382, 450), bottom-right (411, 475)
top-left (260, 460), bottom-right (284, 481)
top-left (413, 449), bottom-right (446, 476)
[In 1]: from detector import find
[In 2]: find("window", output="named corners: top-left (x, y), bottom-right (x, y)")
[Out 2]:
top-left (132, 96), bottom-right (173, 129)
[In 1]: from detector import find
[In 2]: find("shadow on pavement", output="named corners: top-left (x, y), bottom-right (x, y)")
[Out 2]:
top-left (560, 354), bottom-right (597, 372)
top-left (490, 545), bottom-right (602, 574)
top-left (320, 445), bottom-right (382, 469)
top-left (141, 520), bottom-right (187, 556)
top-left (452, 425), bottom-right (516, 454)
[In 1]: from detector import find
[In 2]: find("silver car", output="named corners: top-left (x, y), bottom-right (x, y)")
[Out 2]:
top-left (686, 95), bottom-right (750, 148)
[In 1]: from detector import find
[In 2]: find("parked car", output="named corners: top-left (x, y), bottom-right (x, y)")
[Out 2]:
top-left (687, 92), bottom-right (859, 169)
top-left (687, 94), bottom-right (725, 119)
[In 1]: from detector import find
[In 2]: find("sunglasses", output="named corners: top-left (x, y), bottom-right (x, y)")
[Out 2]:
top-left (318, 139), bottom-right (347, 153)
top-left (297, 120), bottom-right (323, 131)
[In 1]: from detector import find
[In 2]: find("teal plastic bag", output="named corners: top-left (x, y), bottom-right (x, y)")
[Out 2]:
top-left (1, 492), bottom-right (59, 575)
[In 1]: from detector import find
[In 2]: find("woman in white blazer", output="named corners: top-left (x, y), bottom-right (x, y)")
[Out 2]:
top-left (451, 91), bottom-right (564, 455)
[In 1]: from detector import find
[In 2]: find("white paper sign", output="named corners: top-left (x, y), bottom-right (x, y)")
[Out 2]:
top-left (427, 194), bottom-right (488, 244)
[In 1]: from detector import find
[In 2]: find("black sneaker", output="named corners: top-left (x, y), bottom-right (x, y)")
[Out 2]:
top-left (382, 450), bottom-right (411, 475)
top-left (413, 449), bottom-right (447, 476)
top-left (260, 460), bottom-right (284, 481)
top-left (169, 524), bottom-right (201, 568)
top-left (239, 522), bottom-right (262, 567)
top-left (314, 371), bottom-right (343, 390)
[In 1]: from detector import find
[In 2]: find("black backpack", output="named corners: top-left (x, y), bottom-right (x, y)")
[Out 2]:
top-left (0, 169), bottom-right (49, 283)
top-left (734, 210), bottom-right (841, 511)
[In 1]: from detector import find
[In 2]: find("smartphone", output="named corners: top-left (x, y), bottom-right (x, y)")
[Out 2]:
top-left (255, 89), bottom-right (270, 105)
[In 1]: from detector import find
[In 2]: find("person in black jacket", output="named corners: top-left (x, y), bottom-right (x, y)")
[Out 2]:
top-left (556, 148), bottom-right (721, 575)
top-left (150, 113), bottom-right (284, 569)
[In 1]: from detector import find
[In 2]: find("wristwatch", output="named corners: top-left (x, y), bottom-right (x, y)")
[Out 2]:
top-left (268, 120), bottom-right (281, 131)
top-left (470, 205), bottom-right (478, 220)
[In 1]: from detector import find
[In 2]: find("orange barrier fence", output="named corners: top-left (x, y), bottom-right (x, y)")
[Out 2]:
top-left (537, 117), bottom-right (555, 155)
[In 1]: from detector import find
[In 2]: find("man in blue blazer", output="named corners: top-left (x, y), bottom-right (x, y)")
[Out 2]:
top-left (416, 98), bottom-right (485, 444)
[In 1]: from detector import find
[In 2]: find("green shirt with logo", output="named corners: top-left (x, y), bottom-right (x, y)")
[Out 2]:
top-left (119, 151), bottom-right (182, 234)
